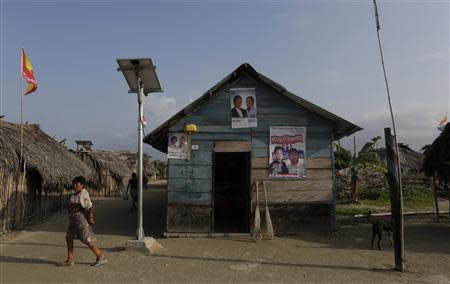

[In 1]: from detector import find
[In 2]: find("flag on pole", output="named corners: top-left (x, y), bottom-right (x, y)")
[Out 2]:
top-left (21, 48), bottom-right (37, 95)
top-left (437, 116), bottom-right (447, 131)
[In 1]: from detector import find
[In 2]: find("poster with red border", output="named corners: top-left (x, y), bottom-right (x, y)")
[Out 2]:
top-left (268, 126), bottom-right (306, 178)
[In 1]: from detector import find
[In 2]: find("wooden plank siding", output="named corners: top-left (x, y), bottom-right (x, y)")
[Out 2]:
top-left (166, 74), bottom-right (335, 233)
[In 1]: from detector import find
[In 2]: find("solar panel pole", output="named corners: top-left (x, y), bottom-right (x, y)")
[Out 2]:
top-left (137, 76), bottom-right (145, 240)
top-left (117, 58), bottom-right (164, 253)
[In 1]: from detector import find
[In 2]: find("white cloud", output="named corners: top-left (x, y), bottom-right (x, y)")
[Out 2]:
top-left (341, 99), bottom-right (449, 153)
top-left (418, 51), bottom-right (448, 63)
top-left (143, 94), bottom-right (181, 130)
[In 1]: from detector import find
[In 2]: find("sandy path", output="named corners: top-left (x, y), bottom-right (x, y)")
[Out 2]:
top-left (1, 188), bottom-right (449, 283)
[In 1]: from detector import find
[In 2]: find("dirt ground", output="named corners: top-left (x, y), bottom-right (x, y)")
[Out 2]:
top-left (1, 186), bottom-right (449, 284)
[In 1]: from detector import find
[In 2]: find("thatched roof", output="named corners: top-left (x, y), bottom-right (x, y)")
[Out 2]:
top-left (0, 120), bottom-right (93, 189)
top-left (76, 150), bottom-right (158, 181)
top-left (377, 143), bottom-right (423, 174)
top-left (77, 150), bottom-right (132, 181)
top-left (423, 123), bottom-right (450, 178)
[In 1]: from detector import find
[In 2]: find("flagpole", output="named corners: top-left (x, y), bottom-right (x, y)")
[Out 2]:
top-left (20, 48), bottom-right (24, 165)
top-left (13, 48), bottom-right (24, 229)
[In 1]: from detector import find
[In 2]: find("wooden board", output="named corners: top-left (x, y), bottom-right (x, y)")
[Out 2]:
top-left (251, 169), bottom-right (332, 181)
top-left (251, 157), bottom-right (331, 169)
top-left (167, 205), bottom-right (211, 233)
top-left (168, 178), bottom-right (212, 193)
top-left (168, 165), bottom-right (211, 179)
top-left (168, 191), bottom-right (211, 205)
top-left (253, 203), bottom-right (333, 233)
top-left (257, 179), bottom-right (332, 191)
top-left (251, 146), bottom-right (331, 158)
top-left (214, 141), bottom-right (252, 152)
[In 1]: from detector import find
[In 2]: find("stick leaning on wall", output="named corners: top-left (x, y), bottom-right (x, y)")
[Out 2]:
top-left (253, 181), bottom-right (262, 242)
top-left (263, 181), bottom-right (274, 239)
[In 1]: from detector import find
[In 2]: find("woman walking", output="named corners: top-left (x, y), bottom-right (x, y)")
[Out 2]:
top-left (57, 176), bottom-right (107, 267)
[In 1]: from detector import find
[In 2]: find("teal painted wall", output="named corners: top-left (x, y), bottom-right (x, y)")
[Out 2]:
top-left (166, 75), bottom-right (334, 232)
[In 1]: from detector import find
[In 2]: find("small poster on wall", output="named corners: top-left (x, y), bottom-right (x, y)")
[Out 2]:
top-left (167, 133), bottom-right (189, 159)
top-left (269, 126), bottom-right (306, 178)
top-left (230, 88), bottom-right (257, 129)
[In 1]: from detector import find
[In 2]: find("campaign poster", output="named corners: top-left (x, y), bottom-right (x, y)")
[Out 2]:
top-left (230, 88), bottom-right (257, 129)
top-left (167, 133), bottom-right (189, 159)
top-left (268, 126), bottom-right (306, 178)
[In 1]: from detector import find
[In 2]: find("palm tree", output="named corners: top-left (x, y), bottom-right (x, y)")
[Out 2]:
top-left (335, 136), bottom-right (386, 203)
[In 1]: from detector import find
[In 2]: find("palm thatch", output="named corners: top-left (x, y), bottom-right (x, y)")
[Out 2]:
top-left (423, 123), bottom-right (450, 180)
top-left (0, 120), bottom-right (93, 189)
top-left (75, 150), bottom-right (158, 196)
top-left (377, 143), bottom-right (423, 174)
top-left (77, 150), bottom-right (132, 182)
top-left (0, 120), bottom-right (94, 232)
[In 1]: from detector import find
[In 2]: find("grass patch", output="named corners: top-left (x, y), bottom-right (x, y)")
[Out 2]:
top-left (335, 206), bottom-right (372, 216)
top-left (336, 186), bottom-right (435, 216)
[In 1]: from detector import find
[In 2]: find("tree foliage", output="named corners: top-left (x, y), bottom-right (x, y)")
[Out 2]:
top-left (335, 136), bottom-right (386, 202)
top-left (423, 123), bottom-right (450, 181)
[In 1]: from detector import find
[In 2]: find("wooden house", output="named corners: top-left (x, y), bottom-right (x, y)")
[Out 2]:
top-left (144, 63), bottom-right (361, 235)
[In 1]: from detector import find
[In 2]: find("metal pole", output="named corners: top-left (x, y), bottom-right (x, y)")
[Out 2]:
top-left (136, 76), bottom-right (145, 240)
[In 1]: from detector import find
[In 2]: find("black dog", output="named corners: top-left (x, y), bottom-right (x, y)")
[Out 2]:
top-left (367, 211), bottom-right (393, 250)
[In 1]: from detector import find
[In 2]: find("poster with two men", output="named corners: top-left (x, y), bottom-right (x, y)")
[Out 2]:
top-left (167, 133), bottom-right (189, 159)
top-left (230, 88), bottom-right (257, 129)
top-left (269, 126), bottom-right (306, 178)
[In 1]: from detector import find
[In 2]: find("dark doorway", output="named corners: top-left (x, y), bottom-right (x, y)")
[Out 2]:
top-left (213, 152), bottom-right (250, 233)
top-left (25, 169), bottom-right (43, 218)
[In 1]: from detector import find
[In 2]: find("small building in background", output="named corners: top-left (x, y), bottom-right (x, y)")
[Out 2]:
top-left (145, 63), bottom-right (361, 235)
top-left (75, 146), bottom-right (158, 197)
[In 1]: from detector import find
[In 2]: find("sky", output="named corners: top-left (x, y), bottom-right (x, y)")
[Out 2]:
top-left (0, 0), bottom-right (449, 160)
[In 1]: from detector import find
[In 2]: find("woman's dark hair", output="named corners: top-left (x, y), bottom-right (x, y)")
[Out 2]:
top-left (246, 96), bottom-right (254, 103)
top-left (132, 172), bottom-right (137, 178)
top-left (72, 176), bottom-right (86, 186)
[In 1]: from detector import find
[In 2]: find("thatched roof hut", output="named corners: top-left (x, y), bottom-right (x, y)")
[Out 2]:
top-left (377, 143), bottom-right (423, 174)
top-left (77, 150), bottom-right (132, 181)
top-left (0, 120), bottom-right (93, 231)
top-left (76, 150), bottom-right (158, 196)
top-left (0, 120), bottom-right (93, 189)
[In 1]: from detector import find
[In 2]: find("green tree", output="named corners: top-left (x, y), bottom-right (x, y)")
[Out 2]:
top-left (422, 123), bottom-right (450, 189)
top-left (335, 136), bottom-right (386, 203)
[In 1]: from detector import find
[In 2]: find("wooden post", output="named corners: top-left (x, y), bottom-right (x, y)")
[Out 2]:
top-left (384, 128), bottom-right (405, 272)
top-left (446, 180), bottom-right (450, 217)
top-left (433, 173), bottom-right (440, 221)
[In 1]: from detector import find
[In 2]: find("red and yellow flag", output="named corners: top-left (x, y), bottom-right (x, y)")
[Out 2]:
top-left (21, 48), bottom-right (37, 95)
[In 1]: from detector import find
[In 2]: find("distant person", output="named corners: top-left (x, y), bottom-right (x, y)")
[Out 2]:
top-left (57, 176), bottom-right (107, 267)
top-left (126, 173), bottom-right (138, 212)
top-left (269, 146), bottom-right (288, 176)
top-left (246, 96), bottom-right (256, 118)
top-left (231, 95), bottom-right (247, 118)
